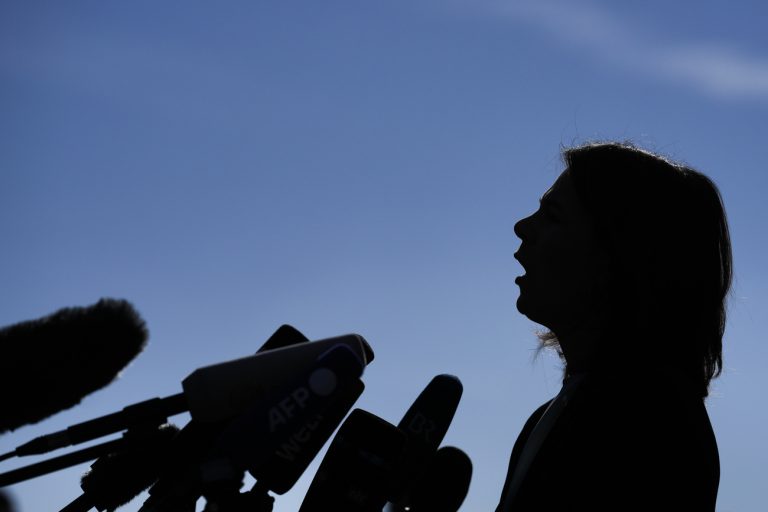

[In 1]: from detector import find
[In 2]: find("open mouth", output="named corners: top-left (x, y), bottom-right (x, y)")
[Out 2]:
top-left (514, 250), bottom-right (528, 272)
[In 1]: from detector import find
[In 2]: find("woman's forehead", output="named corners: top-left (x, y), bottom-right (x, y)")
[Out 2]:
top-left (543, 170), bottom-right (596, 224)
top-left (541, 170), bottom-right (573, 204)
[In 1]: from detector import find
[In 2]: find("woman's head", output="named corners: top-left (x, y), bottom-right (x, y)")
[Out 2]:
top-left (514, 142), bottom-right (732, 397)
top-left (514, 170), bottom-right (611, 337)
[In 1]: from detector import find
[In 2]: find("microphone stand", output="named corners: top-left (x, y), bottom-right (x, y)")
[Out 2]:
top-left (202, 479), bottom-right (274, 512)
top-left (0, 438), bottom-right (125, 487)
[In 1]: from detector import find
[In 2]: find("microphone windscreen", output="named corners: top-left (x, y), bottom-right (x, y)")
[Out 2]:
top-left (0, 298), bottom-right (148, 432)
top-left (408, 446), bottom-right (472, 512)
top-left (79, 424), bottom-right (179, 511)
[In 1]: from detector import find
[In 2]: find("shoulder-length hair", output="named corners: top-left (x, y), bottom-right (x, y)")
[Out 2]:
top-left (538, 142), bottom-right (732, 398)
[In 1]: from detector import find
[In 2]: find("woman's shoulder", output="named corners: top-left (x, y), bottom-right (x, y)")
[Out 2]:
top-left (566, 368), bottom-right (718, 454)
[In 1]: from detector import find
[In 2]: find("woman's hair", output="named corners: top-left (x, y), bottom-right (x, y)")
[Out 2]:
top-left (538, 142), bottom-right (732, 398)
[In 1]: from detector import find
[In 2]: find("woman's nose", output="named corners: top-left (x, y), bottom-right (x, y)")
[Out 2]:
top-left (514, 213), bottom-right (534, 242)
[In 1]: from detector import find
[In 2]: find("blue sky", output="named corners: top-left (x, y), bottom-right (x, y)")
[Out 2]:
top-left (1, 1), bottom-right (767, 510)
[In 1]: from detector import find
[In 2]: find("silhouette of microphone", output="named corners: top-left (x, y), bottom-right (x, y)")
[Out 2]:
top-left (0, 298), bottom-right (148, 434)
top-left (0, 327), bottom-right (372, 508)
top-left (1, 325), bottom-right (366, 510)
top-left (139, 343), bottom-right (368, 511)
top-left (0, 325), bottom-right (318, 486)
top-left (390, 374), bottom-right (463, 507)
top-left (0, 490), bottom-right (13, 512)
top-left (2, 326), bottom-right (366, 462)
top-left (396, 446), bottom-right (472, 512)
top-left (299, 409), bottom-right (407, 511)
top-left (58, 424), bottom-right (180, 512)
top-left (299, 375), bottom-right (463, 511)
top-left (180, 333), bottom-right (371, 424)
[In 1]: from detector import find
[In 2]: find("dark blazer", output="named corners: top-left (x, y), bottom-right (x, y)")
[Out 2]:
top-left (496, 369), bottom-right (719, 511)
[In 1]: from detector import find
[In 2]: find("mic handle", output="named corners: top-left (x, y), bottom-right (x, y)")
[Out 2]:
top-left (202, 481), bottom-right (274, 512)
top-left (59, 494), bottom-right (92, 512)
top-left (15, 394), bottom-right (187, 457)
top-left (0, 438), bottom-right (125, 487)
top-left (12, 324), bottom-right (308, 459)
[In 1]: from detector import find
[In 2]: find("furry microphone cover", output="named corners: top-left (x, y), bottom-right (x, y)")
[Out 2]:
top-left (0, 298), bottom-right (148, 432)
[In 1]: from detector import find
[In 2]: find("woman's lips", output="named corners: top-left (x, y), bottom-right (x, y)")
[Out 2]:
top-left (514, 250), bottom-right (529, 274)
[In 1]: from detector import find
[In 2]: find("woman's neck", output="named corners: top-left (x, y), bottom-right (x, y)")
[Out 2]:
top-left (554, 326), bottom-right (603, 374)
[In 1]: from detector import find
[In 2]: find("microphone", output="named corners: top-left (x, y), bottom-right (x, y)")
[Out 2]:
top-left (390, 374), bottom-right (463, 507)
top-left (0, 490), bottom-right (15, 512)
top-left (1, 327), bottom-right (371, 507)
top-left (139, 343), bottom-right (368, 510)
top-left (59, 424), bottom-right (180, 512)
top-left (299, 375), bottom-right (463, 511)
top-left (299, 409), bottom-right (407, 512)
top-left (0, 298), bottom-right (148, 433)
top-left (0, 325), bottom-right (316, 484)
top-left (181, 333), bottom-right (371, 423)
top-left (399, 446), bottom-right (472, 512)
top-left (3, 325), bottom-right (320, 459)
top-left (212, 343), bottom-right (366, 494)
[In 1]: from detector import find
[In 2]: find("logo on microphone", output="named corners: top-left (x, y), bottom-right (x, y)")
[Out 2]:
top-left (268, 366), bottom-right (338, 432)
top-left (404, 412), bottom-right (437, 443)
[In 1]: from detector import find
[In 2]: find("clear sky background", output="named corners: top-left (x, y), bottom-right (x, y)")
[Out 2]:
top-left (1, 1), bottom-right (767, 510)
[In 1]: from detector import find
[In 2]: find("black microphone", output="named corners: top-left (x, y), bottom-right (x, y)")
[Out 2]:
top-left (299, 409), bottom-right (407, 512)
top-left (300, 375), bottom-right (463, 511)
top-left (402, 446), bottom-right (472, 512)
top-left (0, 298), bottom-right (148, 433)
top-left (0, 490), bottom-right (14, 512)
top-left (390, 374), bottom-right (463, 507)
top-left (212, 343), bottom-right (366, 494)
top-left (1, 327), bottom-right (371, 508)
top-left (138, 342), bottom-right (370, 511)
top-left (59, 424), bottom-right (180, 512)
top-left (5, 325), bottom-right (311, 459)
top-left (180, 333), bottom-right (371, 424)
top-left (0, 325), bottom-right (313, 485)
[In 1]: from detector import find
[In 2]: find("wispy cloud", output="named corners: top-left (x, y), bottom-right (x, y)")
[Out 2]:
top-left (480, 0), bottom-right (768, 101)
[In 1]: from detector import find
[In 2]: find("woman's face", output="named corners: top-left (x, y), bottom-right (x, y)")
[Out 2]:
top-left (514, 170), bottom-right (609, 334)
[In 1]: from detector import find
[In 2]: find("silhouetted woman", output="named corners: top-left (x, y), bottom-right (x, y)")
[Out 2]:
top-left (497, 143), bottom-right (731, 511)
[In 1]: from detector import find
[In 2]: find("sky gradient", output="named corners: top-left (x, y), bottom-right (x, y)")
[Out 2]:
top-left (1, 1), bottom-right (767, 510)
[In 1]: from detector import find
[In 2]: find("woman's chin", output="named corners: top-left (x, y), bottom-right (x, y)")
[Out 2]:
top-left (515, 294), bottom-right (529, 315)
top-left (515, 295), bottom-right (550, 327)
top-left (515, 275), bottom-right (530, 313)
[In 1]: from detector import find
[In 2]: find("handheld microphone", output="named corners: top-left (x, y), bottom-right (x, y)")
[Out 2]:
top-left (0, 325), bottom-right (315, 485)
top-left (212, 343), bottom-right (366, 494)
top-left (59, 424), bottom-right (180, 512)
top-left (181, 333), bottom-right (371, 423)
top-left (299, 375), bottom-right (463, 511)
top-left (390, 374), bottom-right (463, 507)
top-left (4, 325), bottom-right (311, 459)
top-left (139, 343), bottom-right (368, 510)
top-left (0, 298), bottom-right (148, 433)
top-left (0, 490), bottom-right (14, 512)
top-left (403, 446), bottom-right (472, 512)
top-left (299, 409), bottom-right (407, 512)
